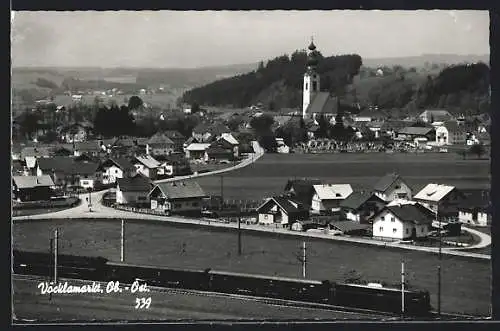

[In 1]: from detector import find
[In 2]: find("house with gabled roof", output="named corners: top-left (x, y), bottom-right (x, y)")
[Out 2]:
top-left (133, 155), bottom-right (162, 179)
top-left (435, 120), bottom-right (468, 145)
top-left (146, 132), bottom-right (175, 156)
top-left (12, 175), bottom-right (55, 202)
top-left (219, 133), bottom-right (240, 157)
top-left (256, 196), bottom-right (309, 228)
top-left (36, 156), bottom-right (102, 189)
top-left (340, 191), bottom-right (386, 223)
top-left (192, 122), bottom-right (231, 143)
top-left (116, 174), bottom-right (153, 206)
top-left (163, 130), bottom-right (186, 151)
top-left (418, 110), bottom-right (454, 123)
top-left (373, 173), bottom-right (412, 202)
top-left (396, 127), bottom-right (436, 142)
top-left (413, 183), bottom-right (463, 215)
top-left (185, 143), bottom-right (211, 161)
top-left (311, 184), bottom-right (353, 214)
top-left (60, 121), bottom-right (94, 143)
top-left (457, 189), bottom-right (491, 227)
top-left (372, 201), bottom-right (435, 240)
top-left (149, 180), bottom-right (206, 215)
top-left (100, 157), bottom-right (137, 185)
top-left (283, 178), bottom-right (322, 208)
top-left (73, 140), bottom-right (105, 157)
top-left (155, 153), bottom-right (192, 177)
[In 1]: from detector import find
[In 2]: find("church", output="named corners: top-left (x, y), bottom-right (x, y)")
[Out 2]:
top-left (302, 39), bottom-right (340, 120)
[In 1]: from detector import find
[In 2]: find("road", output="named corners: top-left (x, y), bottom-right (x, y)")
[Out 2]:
top-left (12, 140), bottom-right (491, 261)
top-left (12, 275), bottom-right (385, 322)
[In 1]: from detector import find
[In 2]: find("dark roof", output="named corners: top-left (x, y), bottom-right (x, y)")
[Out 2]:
top-left (20, 146), bottom-right (53, 159)
top-left (75, 141), bottom-right (102, 152)
top-left (184, 136), bottom-right (198, 145)
top-left (151, 180), bottom-right (206, 199)
top-left (384, 204), bottom-right (434, 225)
top-left (373, 173), bottom-right (405, 193)
top-left (340, 191), bottom-right (384, 210)
top-left (305, 92), bottom-right (338, 115)
top-left (164, 130), bottom-right (185, 139)
top-left (284, 178), bottom-right (322, 207)
top-left (331, 221), bottom-right (370, 233)
top-left (117, 175), bottom-right (152, 192)
top-left (444, 120), bottom-right (467, 133)
top-left (102, 158), bottom-right (136, 172)
top-left (398, 127), bottom-right (435, 136)
top-left (36, 157), bottom-right (99, 176)
top-left (148, 132), bottom-right (175, 145)
top-left (257, 196), bottom-right (306, 215)
top-left (13, 175), bottom-right (55, 189)
top-left (458, 189), bottom-right (490, 210)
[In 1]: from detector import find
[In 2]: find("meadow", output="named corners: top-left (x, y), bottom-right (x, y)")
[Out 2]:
top-left (13, 218), bottom-right (491, 316)
top-left (196, 153), bottom-right (490, 200)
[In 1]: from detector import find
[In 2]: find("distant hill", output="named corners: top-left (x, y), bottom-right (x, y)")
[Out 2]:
top-left (181, 50), bottom-right (363, 109)
top-left (362, 54), bottom-right (489, 68)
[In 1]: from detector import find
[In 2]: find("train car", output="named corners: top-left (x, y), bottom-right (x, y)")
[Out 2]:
top-left (208, 270), bottom-right (330, 303)
top-left (104, 261), bottom-right (211, 290)
top-left (13, 250), bottom-right (108, 281)
top-left (331, 282), bottom-right (431, 316)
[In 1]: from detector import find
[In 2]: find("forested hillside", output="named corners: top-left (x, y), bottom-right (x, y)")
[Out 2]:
top-left (181, 51), bottom-right (363, 109)
top-left (182, 52), bottom-right (490, 116)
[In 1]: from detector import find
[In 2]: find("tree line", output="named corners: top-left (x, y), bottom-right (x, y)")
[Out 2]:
top-left (181, 51), bottom-right (363, 109)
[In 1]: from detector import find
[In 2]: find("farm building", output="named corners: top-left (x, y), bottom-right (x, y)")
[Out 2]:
top-left (372, 173), bottom-right (412, 202)
top-left (60, 121), bottom-right (94, 143)
top-left (330, 221), bottom-right (371, 236)
top-left (413, 183), bottom-right (464, 215)
top-left (149, 180), bottom-right (206, 215)
top-left (163, 130), bottom-right (186, 151)
top-left (311, 184), bottom-right (353, 214)
top-left (256, 196), bottom-right (309, 228)
top-left (371, 202), bottom-right (435, 240)
top-left (155, 153), bottom-right (192, 176)
top-left (206, 139), bottom-right (235, 162)
top-left (116, 175), bottom-right (153, 207)
top-left (396, 127), bottom-right (436, 142)
top-left (340, 191), bottom-right (386, 224)
top-left (12, 175), bottom-right (55, 202)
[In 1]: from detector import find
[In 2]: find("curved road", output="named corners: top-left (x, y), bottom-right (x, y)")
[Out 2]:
top-left (12, 141), bottom-right (490, 260)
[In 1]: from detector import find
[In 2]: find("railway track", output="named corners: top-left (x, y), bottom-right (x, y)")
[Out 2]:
top-left (13, 274), bottom-right (401, 320)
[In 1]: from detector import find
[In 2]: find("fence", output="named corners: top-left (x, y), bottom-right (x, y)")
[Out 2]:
top-left (12, 196), bottom-right (80, 210)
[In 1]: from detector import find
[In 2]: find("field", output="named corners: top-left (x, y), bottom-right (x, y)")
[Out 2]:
top-left (195, 153), bottom-right (490, 200)
top-left (13, 219), bottom-right (491, 316)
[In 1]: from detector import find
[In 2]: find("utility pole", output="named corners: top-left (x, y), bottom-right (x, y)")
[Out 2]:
top-left (121, 219), bottom-right (125, 262)
top-left (237, 215), bottom-right (242, 256)
top-left (220, 175), bottom-right (224, 211)
top-left (54, 229), bottom-right (59, 283)
top-left (302, 241), bottom-right (306, 278)
top-left (401, 260), bottom-right (405, 317)
top-left (437, 206), bottom-right (442, 316)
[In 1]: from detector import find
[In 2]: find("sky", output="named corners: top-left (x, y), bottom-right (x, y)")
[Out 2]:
top-left (11, 10), bottom-right (490, 68)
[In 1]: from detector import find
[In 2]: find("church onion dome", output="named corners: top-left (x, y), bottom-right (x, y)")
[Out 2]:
top-left (308, 41), bottom-right (316, 51)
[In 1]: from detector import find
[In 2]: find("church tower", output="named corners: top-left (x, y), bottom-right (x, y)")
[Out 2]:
top-left (302, 38), bottom-right (321, 119)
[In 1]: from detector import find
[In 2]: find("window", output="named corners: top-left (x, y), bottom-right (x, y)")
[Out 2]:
top-left (380, 216), bottom-right (384, 221)
top-left (312, 81), bottom-right (317, 91)
top-left (305, 82), bottom-right (308, 90)
top-left (115, 169), bottom-right (119, 174)
top-left (406, 228), bottom-right (409, 234)
top-left (379, 226), bottom-right (383, 232)
top-left (192, 202), bottom-right (199, 207)
top-left (391, 217), bottom-right (395, 222)
top-left (393, 228), bottom-right (397, 233)
top-left (395, 185), bottom-right (401, 189)
top-left (264, 215), bottom-right (268, 219)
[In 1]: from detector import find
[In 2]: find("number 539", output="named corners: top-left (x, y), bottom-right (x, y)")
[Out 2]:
top-left (135, 297), bottom-right (152, 309)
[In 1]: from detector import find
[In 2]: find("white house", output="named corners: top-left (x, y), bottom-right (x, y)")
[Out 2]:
top-left (372, 173), bottom-right (412, 202)
top-left (256, 196), bottom-right (309, 227)
top-left (146, 132), bottom-right (175, 156)
top-left (149, 180), bottom-right (206, 215)
top-left (311, 184), bottom-right (353, 214)
top-left (100, 158), bottom-right (136, 185)
top-left (458, 206), bottom-right (491, 227)
top-left (115, 175), bottom-right (152, 206)
top-left (133, 155), bottom-right (161, 180)
top-left (435, 121), bottom-right (467, 145)
top-left (372, 203), bottom-right (434, 240)
top-left (185, 143), bottom-right (211, 161)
